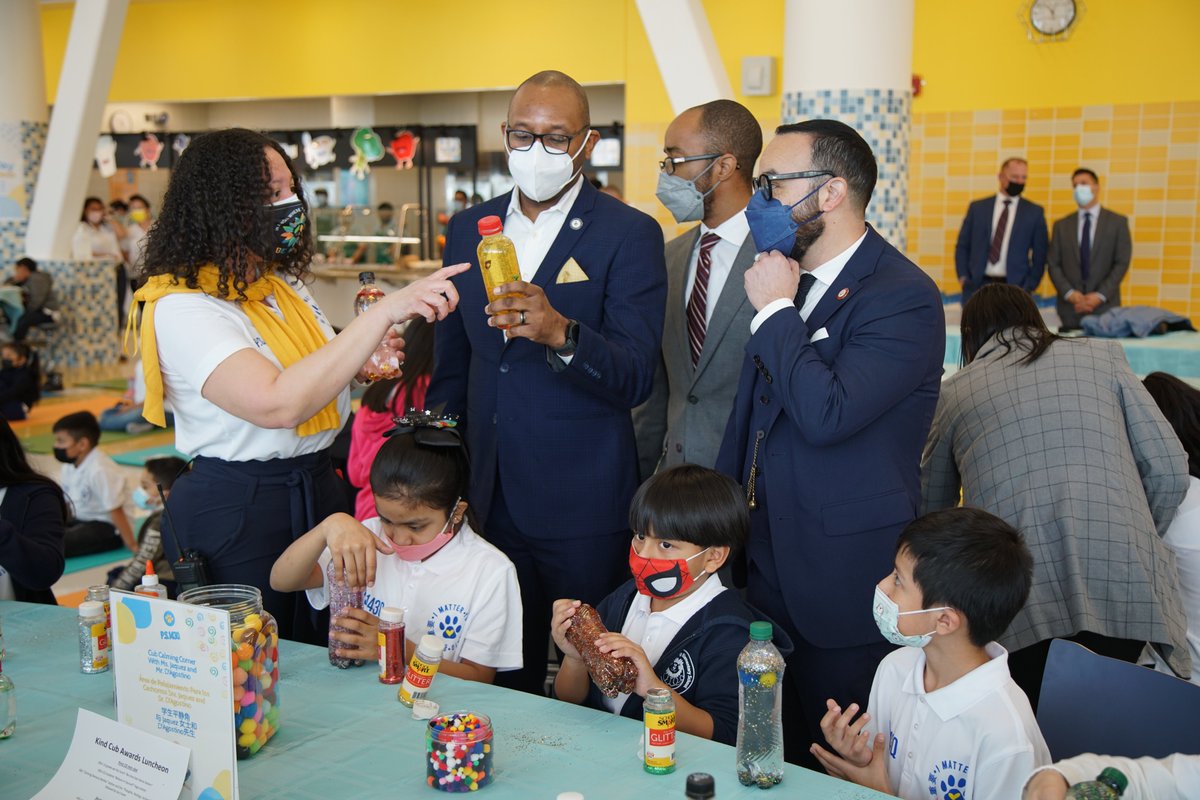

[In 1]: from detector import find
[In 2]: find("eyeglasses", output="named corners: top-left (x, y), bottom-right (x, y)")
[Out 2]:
top-left (505, 127), bottom-right (589, 154)
top-left (753, 170), bottom-right (834, 201)
top-left (658, 153), bottom-right (721, 175)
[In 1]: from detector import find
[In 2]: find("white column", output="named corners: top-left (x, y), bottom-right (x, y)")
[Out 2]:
top-left (635, 0), bottom-right (733, 116)
top-left (783, 0), bottom-right (913, 249)
top-left (25, 0), bottom-right (130, 260)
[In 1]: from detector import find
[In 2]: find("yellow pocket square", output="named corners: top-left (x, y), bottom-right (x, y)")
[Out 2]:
top-left (556, 258), bottom-right (589, 284)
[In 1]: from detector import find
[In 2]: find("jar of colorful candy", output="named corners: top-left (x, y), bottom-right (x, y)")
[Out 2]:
top-left (178, 584), bottom-right (280, 759)
top-left (427, 711), bottom-right (494, 792)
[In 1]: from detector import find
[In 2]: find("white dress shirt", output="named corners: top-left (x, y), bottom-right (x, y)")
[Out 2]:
top-left (602, 573), bottom-right (727, 714)
top-left (684, 210), bottom-right (750, 325)
top-left (749, 230), bottom-right (868, 334)
top-left (504, 176), bottom-right (585, 282)
top-left (984, 193), bottom-right (1020, 278)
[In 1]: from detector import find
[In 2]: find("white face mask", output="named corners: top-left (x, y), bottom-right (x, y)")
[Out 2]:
top-left (86, 210), bottom-right (104, 225)
top-left (872, 586), bottom-right (949, 648)
top-left (1073, 184), bottom-right (1095, 208)
top-left (505, 130), bottom-right (591, 203)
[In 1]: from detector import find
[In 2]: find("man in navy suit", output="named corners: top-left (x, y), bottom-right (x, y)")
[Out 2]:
top-left (717, 119), bottom-right (945, 764)
top-left (427, 70), bottom-right (667, 695)
top-left (954, 157), bottom-right (1048, 303)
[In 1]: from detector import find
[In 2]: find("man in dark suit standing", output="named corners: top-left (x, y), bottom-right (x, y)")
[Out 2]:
top-left (427, 70), bottom-right (667, 695)
top-left (954, 157), bottom-right (1048, 303)
top-left (633, 100), bottom-right (762, 480)
top-left (1048, 167), bottom-right (1133, 331)
top-left (717, 119), bottom-right (945, 764)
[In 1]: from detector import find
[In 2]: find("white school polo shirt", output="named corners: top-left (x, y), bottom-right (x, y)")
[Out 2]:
top-left (153, 276), bottom-right (350, 461)
top-left (307, 520), bottom-right (523, 671)
top-left (867, 643), bottom-right (1049, 800)
top-left (59, 448), bottom-right (127, 523)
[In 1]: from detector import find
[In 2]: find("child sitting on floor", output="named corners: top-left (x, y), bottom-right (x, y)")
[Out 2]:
top-left (551, 464), bottom-right (790, 745)
top-left (53, 411), bottom-right (133, 557)
top-left (107, 456), bottom-right (187, 594)
top-left (0, 342), bottom-right (40, 421)
top-left (270, 411), bottom-right (522, 683)
top-left (811, 507), bottom-right (1050, 800)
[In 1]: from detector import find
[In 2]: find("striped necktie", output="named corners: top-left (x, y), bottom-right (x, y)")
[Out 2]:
top-left (686, 232), bottom-right (721, 367)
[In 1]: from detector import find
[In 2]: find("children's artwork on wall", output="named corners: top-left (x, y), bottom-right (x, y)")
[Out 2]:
top-left (171, 133), bottom-right (190, 160)
top-left (302, 131), bottom-right (337, 171)
top-left (434, 136), bottom-right (461, 164)
top-left (95, 135), bottom-right (118, 177)
top-left (391, 130), bottom-right (420, 170)
top-left (350, 127), bottom-right (385, 179)
top-left (134, 133), bottom-right (164, 169)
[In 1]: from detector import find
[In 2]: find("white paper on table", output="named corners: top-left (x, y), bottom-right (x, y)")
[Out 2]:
top-left (112, 590), bottom-right (238, 800)
top-left (32, 707), bottom-right (189, 800)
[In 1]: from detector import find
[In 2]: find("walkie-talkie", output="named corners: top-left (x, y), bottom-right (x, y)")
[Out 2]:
top-left (156, 482), bottom-right (210, 593)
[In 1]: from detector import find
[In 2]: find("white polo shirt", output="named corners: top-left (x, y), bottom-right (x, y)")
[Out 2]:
top-left (153, 276), bottom-right (350, 461)
top-left (603, 574), bottom-right (726, 714)
top-left (59, 448), bottom-right (127, 523)
top-left (867, 643), bottom-right (1050, 800)
top-left (306, 520), bottom-right (522, 671)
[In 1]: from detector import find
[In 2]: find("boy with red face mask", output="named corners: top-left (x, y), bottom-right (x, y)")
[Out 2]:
top-left (551, 464), bottom-right (791, 744)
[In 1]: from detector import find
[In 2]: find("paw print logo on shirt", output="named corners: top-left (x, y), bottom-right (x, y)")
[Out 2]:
top-left (438, 614), bottom-right (462, 640)
top-left (940, 773), bottom-right (968, 800)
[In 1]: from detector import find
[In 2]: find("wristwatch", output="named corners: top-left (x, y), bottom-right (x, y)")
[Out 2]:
top-left (552, 319), bottom-right (580, 358)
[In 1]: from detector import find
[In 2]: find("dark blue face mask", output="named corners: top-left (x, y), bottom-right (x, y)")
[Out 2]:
top-left (744, 179), bottom-right (830, 254)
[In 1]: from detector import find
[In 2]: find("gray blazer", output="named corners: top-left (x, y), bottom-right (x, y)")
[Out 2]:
top-left (1047, 207), bottom-right (1132, 329)
top-left (922, 332), bottom-right (1191, 676)
top-left (633, 226), bottom-right (756, 480)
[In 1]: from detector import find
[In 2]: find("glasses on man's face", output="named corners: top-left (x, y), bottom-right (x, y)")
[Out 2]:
top-left (505, 127), bottom-right (588, 155)
top-left (753, 170), bottom-right (835, 201)
top-left (658, 153), bottom-right (721, 176)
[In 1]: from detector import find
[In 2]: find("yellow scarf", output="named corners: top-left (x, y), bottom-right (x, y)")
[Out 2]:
top-left (124, 265), bottom-right (341, 437)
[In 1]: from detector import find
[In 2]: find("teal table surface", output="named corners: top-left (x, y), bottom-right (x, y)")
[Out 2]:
top-left (0, 601), bottom-right (888, 800)
top-left (944, 326), bottom-right (1200, 379)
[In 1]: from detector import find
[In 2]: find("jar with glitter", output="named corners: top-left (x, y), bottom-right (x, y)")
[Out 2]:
top-left (426, 711), bottom-right (494, 792)
top-left (86, 586), bottom-right (112, 657)
top-left (178, 584), bottom-right (280, 759)
top-left (78, 601), bottom-right (110, 673)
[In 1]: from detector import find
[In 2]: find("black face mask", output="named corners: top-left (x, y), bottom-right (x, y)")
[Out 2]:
top-left (53, 447), bottom-right (74, 464)
top-left (0, 359), bottom-right (12, 369)
top-left (269, 197), bottom-right (307, 258)
top-left (1005, 181), bottom-right (1026, 198)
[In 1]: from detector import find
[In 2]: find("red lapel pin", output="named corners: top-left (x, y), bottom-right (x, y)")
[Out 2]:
top-left (836, 288), bottom-right (850, 300)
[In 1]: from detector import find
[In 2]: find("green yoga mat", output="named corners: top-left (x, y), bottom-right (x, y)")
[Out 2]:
top-left (62, 548), bottom-right (128, 575)
top-left (111, 445), bottom-right (190, 467)
top-left (74, 378), bottom-right (129, 392)
top-left (19, 427), bottom-right (147, 454)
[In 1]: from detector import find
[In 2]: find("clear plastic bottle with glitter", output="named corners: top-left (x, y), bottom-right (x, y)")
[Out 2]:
top-left (327, 560), bottom-right (365, 668)
top-left (78, 601), bottom-right (110, 674)
top-left (0, 658), bottom-right (14, 738)
top-left (735, 621), bottom-right (785, 789)
top-left (1066, 767), bottom-right (1128, 799)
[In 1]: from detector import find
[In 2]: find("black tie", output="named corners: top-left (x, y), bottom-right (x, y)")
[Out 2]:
top-left (794, 272), bottom-right (817, 309)
top-left (1080, 212), bottom-right (1092, 284)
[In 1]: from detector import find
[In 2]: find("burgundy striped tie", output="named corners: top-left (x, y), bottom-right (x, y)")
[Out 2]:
top-left (686, 232), bottom-right (721, 367)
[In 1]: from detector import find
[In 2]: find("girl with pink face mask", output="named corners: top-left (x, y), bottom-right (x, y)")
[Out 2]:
top-left (270, 411), bottom-right (523, 685)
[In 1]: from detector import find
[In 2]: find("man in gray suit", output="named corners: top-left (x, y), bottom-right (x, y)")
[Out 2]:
top-left (634, 100), bottom-right (762, 479)
top-left (1048, 168), bottom-right (1132, 331)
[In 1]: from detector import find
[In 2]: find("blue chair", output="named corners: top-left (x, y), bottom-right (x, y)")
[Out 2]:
top-left (1036, 639), bottom-right (1200, 760)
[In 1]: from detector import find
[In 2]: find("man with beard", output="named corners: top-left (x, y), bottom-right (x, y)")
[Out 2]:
top-left (634, 99), bottom-right (762, 479)
top-left (716, 119), bottom-right (945, 765)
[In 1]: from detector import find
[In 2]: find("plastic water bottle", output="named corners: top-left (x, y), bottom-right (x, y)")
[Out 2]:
top-left (475, 216), bottom-right (522, 328)
top-left (735, 621), bottom-right (785, 789)
top-left (0, 658), bottom-right (14, 738)
top-left (1065, 768), bottom-right (1128, 799)
top-left (354, 271), bottom-right (401, 381)
top-left (327, 560), bottom-right (365, 668)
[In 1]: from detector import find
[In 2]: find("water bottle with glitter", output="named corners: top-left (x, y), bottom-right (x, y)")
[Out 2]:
top-left (78, 601), bottom-right (110, 674)
top-left (1066, 767), bottom-right (1128, 799)
top-left (0, 658), bottom-right (14, 739)
top-left (735, 621), bottom-right (785, 789)
top-left (327, 560), bottom-right (365, 668)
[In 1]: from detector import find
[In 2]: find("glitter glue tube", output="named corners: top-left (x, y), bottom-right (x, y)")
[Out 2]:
top-left (398, 634), bottom-right (443, 707)
top-left (377, 607), bottom-right (406, 685)
top-left (78, 601), bottom-right (110, 674)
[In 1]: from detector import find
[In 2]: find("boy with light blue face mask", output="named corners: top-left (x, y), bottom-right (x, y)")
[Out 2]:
top-left (106, 456), bottom-right (187, 594)
top-left (811, 508), bottom-right (1049, 800)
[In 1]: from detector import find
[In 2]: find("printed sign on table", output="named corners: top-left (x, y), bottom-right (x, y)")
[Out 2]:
top-left (112, 591), bottom-right (238, 800)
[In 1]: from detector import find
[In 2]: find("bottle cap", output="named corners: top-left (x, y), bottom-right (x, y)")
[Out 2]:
top-left (142, 560), bottom-right (159, 586)
top-left (1098, 767), bottom-right (1129, 793)
top-left (79, 600), bottom-right (105, 617)
top-left (380, 607), bottom-right (405, 624)
top-left (358, 271), bottom-right (376, 284)
top-left (419, 634), bottom-right (443, 655)
top-left (749, 620), bottom-right (773, 641)
top-left (477, 215), bottom-right (503, 236)
top-left (686, 773), bottom-right (715, 798)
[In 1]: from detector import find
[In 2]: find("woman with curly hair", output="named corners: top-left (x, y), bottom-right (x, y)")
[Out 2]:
top-left (127, 128), bottom-right (466, 641)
